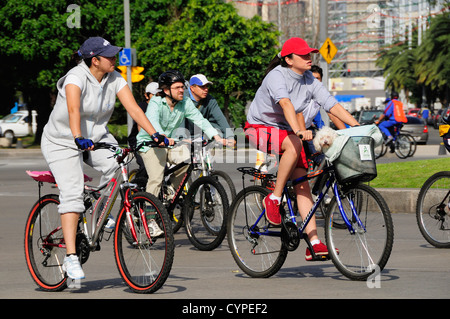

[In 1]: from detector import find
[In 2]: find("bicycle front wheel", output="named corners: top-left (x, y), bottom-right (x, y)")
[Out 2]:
top-left (374, 142), bottom-right (386, 159)
top-left (227, 186), bottom-right (288, 278)
top-left (405, 134), bottom-right (417, 157)
top-left (394, 134), bottom-right (412, 159)
top-left (416, 171), bottom-right (450, 248)
top-left (325, 184), bottom-right (394, 281)
top-left (183, 176), bottom-right (229, 251)
top-left (211, 170), bottom-right (236, 205)
top-left (114, 192), bottom-right (174, 293)
top-left (24, 194), bottom-right (68, 291)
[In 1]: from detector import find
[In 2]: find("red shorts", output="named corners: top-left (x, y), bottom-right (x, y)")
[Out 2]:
top-left (244, 122), bottom-right (308, 169)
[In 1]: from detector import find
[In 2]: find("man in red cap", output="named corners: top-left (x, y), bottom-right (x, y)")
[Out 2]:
top-left (245, 37), bottom-right (359, 261)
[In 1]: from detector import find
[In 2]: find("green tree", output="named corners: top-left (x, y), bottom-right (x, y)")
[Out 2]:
top-left (376, 9), bottom-right (450, 107)
top-left (415, 11), bottom-right (450, 106)
top-left (136, 0), bottom-right (279, 126)
top-left (376, 30), bottom-right (422, 105)
top-left (0, 0), bottom-right (125, 143)
top-left (0, 0), bottom-right (185, 143)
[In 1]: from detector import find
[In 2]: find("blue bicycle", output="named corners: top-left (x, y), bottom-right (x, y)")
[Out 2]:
top-left (375, 122), bottom-right (416, 159)
top-left (227, 136), bottom-right (394, 281)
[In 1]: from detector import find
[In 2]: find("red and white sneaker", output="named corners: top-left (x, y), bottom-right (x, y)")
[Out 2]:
top-left (305, 242), bottom-right (330, 261)
top-left (263, 194), bottom-right (281, 226)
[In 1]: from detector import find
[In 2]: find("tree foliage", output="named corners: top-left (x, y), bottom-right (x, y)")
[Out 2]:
top-left (415, 11), bottom-right (450, 105)
top-left (376, 9), bottom-right (450, 107)
top-left (136, 0), bottom-right (279, 126)
top-left (0, 0), bottom-right (278, 142)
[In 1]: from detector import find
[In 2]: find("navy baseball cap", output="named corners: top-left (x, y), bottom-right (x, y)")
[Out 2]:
top-left (78, 37), bottom-right (122, 59)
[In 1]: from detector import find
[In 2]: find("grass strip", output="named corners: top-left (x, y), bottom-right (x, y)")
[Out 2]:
top-left (370, 157), bottom-right (450, 188)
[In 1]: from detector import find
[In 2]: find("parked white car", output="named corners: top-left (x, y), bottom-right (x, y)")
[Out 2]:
top-left (0, 110), bottom-right (37, 139)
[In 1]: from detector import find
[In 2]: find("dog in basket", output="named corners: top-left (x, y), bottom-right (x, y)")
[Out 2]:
top-left (312, 126), bottom-right (339, 153)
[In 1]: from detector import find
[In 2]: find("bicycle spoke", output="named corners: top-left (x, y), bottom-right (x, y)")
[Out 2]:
top-left (114, 192), bottom-right (174, 293)
top-left (325, 184), bottom-right (394, 281)
top-left (25, 195), bottom-right (68, 291)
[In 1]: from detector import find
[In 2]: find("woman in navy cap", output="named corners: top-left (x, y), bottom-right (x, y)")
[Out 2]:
top-left (41, 37), bottom-right (163, 280)
top-left (245, 37), bottom-right (359, 261)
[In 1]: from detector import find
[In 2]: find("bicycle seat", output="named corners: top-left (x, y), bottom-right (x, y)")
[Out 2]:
top-left (26, 170), bottom-right (93, 184)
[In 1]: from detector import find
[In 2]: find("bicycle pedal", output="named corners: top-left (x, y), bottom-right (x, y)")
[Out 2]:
top-left (312, 254), bottom-right (330, 261)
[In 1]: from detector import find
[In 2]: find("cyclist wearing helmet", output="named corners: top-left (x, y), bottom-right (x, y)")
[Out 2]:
top-left (375, 92), bottom-right (407, 147)
top-left (136, 70), bottom-right (226, 196)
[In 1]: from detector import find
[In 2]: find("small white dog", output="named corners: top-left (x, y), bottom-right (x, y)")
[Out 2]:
top-left (313, 126), bottom-right (338, 153)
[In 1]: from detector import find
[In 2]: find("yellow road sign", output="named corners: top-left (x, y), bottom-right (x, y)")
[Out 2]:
top-left (319, 38), bottom-right (338, 64)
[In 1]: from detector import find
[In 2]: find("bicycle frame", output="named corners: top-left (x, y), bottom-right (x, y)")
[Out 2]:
top-left (162, 140), bottom-right (216, 212)
top-left (164, 160), bottom-right (195, 213)
top-left (78, 143), bottom-right (154, 250)
top-left (243, 162), bottom-right (366, 243)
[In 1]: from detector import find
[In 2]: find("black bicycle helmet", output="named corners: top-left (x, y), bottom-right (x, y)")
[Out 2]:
top-left (390, 91), bottom-right (399, 99)
top-left (158, 70), bottom-right (185, 90)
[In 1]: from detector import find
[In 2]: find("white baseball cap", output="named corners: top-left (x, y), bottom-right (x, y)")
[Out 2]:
top-left (189, 74), bottom-right (213, 86)
top-left (145, 82), bottom-right (161, 94)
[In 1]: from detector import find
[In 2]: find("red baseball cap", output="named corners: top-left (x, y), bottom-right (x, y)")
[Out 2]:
top-left (280, 37), bottom-right (319, 57)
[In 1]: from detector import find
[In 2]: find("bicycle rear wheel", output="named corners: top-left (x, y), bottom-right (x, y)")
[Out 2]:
top-left (24, 194), bottom-right (68, 291)
top-left (416, 171), bottom-right (450, 248)
top-left (227, 186), bottom-right (288, 278)
top-left (183, 176), bottom-right (229, 251)
top-left (114, 192), bottom-right (174, 293)
top-left (325, 184), bottom-right (394, 281)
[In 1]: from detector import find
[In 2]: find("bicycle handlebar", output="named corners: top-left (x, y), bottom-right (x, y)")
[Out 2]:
top-left (92, 138), bottom-right (220, 164)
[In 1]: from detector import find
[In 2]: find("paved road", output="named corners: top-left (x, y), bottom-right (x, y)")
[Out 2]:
top-left (0, 149), bottom-right (449, 310)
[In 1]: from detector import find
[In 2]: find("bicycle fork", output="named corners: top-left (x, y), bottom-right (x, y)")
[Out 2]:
top-left (122, 187), bottom-right (153, 245)
top-left (333, 184), bottom-right (367, 234)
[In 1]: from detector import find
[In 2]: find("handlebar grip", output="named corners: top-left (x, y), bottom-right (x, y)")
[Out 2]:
top-left (93, 142), bottom-right (109, 150)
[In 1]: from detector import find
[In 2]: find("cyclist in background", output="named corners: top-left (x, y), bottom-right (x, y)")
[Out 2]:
top-left (300, 65), bottom-right (346, 161)
top-left (136, 70), bottom-right (227, 197)
top-left (41, 37), bottom-right (162, 280)
top-left (375, 92), bottom-right (407, 147)
top-left (128, 82), bottom-right (162, 187)
top-left (185, 74), bottom-right (235, 147)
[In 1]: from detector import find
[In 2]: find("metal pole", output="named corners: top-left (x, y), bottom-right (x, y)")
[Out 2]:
top-left (124, 0), bottom-right (133, 135)
top-left (319, 0), bottom-right (328, 87)
top-left (278, 0), bottom-right (281, 44)
top-left (319, 0), bottom-right (329, 125)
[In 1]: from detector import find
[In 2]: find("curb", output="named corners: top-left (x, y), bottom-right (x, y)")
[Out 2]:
top-left (376, 188), bottom-right (419, 214)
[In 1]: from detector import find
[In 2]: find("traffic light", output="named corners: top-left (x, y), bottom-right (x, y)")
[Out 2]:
top-left (116, 66), bottom-right (144, 83)
top-left (117, 66), bottom-right (127, 81)
top-left (131, 66), bottom-right (144, 83)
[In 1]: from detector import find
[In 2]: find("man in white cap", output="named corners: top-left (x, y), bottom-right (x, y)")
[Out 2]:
top-left (186, 74), bottom-right (235, 146)
top-left (127, 81), bottom-right (162, 187)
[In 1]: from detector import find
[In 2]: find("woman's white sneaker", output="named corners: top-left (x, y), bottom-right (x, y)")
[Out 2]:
top-left (62, 255), bottom-right (85, 279)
